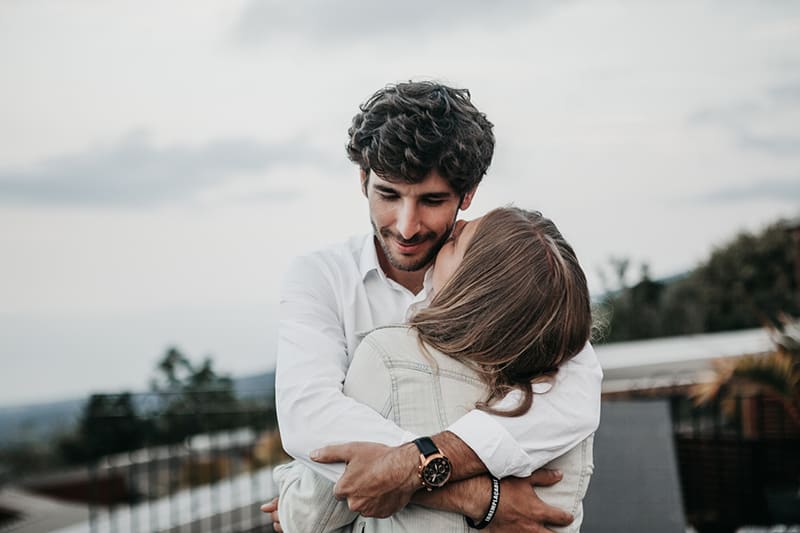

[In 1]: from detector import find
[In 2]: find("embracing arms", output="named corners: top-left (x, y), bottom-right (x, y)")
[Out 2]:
top-left (277, 255), bottom-right (601, 480)
top-left (274, 254), bottom-right (602, 528)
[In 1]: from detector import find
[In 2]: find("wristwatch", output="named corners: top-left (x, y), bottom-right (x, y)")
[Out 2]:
top-left (413, 436), bottom-right (452, 490)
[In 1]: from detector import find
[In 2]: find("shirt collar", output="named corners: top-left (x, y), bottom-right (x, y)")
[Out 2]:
top-left (358, 234), bottom-right (434, 299)
top-left (358, 234), bottom-right (381, 281)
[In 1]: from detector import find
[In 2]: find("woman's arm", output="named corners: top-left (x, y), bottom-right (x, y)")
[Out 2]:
top-left (274, 326), bottom-right (397, 533)
top-left (274, 460), bottom-right (356, 533)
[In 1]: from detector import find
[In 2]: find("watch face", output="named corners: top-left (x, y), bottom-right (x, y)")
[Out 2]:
top-left (422, 457), bottom-right (451, 487)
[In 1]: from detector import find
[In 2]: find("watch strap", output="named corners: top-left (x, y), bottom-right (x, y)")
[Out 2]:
top-left (413, 436), bottom-right (439, 457)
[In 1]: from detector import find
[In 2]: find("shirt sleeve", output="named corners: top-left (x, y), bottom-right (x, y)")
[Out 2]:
top-left (446, 342), bottom-right (603, 478)
top-left (276, 254), bottom-right (415, 483)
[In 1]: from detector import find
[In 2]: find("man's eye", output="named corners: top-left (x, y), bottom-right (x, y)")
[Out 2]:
top-left (379, 193), bottom-right (398, 201)
top-left (423, 199), bottom-right (446, 206)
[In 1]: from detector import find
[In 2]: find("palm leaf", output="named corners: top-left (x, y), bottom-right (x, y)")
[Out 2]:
top-left (692, 319), bottom-right (800, 426)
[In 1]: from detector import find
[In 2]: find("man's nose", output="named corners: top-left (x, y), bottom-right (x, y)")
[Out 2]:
top-left (395, 201), bottom-right (421, 240)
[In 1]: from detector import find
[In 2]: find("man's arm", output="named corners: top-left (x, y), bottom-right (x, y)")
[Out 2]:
top-left (446, 342), bottom-right (603, 478)
top-left (412, 470), bottom-right (574, 531)
top-left (279, 254), bottom-right (600, 515)
top-left (276, 254), bottom-right (415, 481)
top-left (263, 468), bottom-right (573, 532)
top-left (312, 442), bottom-right (573, 532)
top-left (310, 343), bottom-right (602, 516)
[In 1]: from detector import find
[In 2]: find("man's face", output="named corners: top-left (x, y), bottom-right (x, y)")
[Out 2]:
top-left (364, 170), bottom-right (474, 274)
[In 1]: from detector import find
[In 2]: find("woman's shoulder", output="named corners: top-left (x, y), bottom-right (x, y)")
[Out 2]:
top-left (359, 326), bottom-right (478, 378)
top-left (363, 324), bottom-right (416, 342)
top-left (359, 325), bottom-right (419, 358)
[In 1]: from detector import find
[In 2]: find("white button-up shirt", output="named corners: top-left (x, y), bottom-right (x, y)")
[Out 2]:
top-left (276, 233), bottom-right (603, 482)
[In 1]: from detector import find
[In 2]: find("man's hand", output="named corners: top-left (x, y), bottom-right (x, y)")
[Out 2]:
top-left (412, 468), bottom-right (572, 532)
top-left (260, 497), bottom-right (282, 532)
top-left (311, 441), bottom-right (420, 518)
top-left (487, 469), bottom-right (573, 532)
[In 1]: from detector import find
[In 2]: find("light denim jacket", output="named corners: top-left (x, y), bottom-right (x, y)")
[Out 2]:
top-left (275, 326), bottom-right (594, 533)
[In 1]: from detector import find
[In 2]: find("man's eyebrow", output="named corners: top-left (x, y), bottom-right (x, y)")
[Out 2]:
top-left (420, 192), bottom-right (454, 200)
top-left (374, 184), bottom-right (399, 194)
top-left (373, 184), bottom-right (454, 200)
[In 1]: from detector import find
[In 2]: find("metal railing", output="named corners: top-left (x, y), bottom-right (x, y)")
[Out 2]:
top-left (28, 391), bottom-right (285, 532)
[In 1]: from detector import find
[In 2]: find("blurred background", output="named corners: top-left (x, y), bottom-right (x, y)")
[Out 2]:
top-left (0, 1), bottom-right (798, 532)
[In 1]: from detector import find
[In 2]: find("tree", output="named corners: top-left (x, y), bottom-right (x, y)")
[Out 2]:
top-left (596, 259), bottom-right (669, 342)
top-left (59, 393), bottom-right (151, 463)
top-left (150, 347), bottom-right (248, 444)
top-left (597, 217), bottom-right (799, 342)
top-left (56, 348), bottom-right (255, 462)
top-left (697, 220), bottom-right (798, 332)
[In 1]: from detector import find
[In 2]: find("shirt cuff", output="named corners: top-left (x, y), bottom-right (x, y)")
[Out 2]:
top-left (447, 410), bottom-right (533, 479)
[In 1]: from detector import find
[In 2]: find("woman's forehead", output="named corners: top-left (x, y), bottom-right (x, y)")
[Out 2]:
top-left (456, 216), bottom-right (483, 241)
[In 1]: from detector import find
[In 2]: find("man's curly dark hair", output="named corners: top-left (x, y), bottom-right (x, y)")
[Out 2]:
top-left (346, 81), bottom-right (495, 197)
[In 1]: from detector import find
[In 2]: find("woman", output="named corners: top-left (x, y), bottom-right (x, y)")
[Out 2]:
top-left (273, 207), bottom-right (595, 532)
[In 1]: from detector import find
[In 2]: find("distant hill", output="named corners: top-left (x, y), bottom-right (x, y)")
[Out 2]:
top-left (0, 370), bottom-right (275, 447)
top-left (0, 399), bottom-right (86, 446)
top-left (232, 369), bottom-right (276, 400)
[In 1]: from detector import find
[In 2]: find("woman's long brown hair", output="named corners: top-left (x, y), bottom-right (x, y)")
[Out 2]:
top-left (409, 207), bottom-right (592, 416)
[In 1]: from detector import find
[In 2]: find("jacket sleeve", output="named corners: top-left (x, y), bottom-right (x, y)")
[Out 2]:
top-left (274, 460), bottom-right (357, 533)
top-left (446, 342), bottom-right (603, 478)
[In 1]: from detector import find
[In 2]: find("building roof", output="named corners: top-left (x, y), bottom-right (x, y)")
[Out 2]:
top-left (595, 327), bottom-right (774, 393)
top-left (0, 489), bottom-right (88, 533)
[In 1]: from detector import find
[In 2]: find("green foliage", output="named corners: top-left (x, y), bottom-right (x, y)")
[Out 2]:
top-left (1, 349), bottom-right (276, 480)
top-left (691, 317), bottom-right (800, 426)
top-left (598, 218), bottom-right (799, 342)
top-left (700, 222), bottom-right (798, 331)
top-left (59, 393), bottom-right (151, 463)
top-left (51, 347), bottom-right (268, 464)
top-left (149, 347), bottom-right (250, 445)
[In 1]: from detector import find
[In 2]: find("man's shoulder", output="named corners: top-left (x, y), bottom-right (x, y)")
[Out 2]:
top-left (287, 234), bottom-right (371, 278)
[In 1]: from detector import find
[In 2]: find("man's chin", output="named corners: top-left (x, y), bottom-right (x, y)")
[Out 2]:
top-left (386, 249), bottom-right (434, 272)
top-left (388, 256), bottom-right (431, 272)
top-left (375, 233), bottom-right (441, 273)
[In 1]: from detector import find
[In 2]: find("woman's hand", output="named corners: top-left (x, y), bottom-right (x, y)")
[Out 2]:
top-left (260, 497), bottom-right (282, 532)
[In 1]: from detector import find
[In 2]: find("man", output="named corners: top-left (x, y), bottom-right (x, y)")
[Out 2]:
top-left (264, 81), bottom-right (602, 530)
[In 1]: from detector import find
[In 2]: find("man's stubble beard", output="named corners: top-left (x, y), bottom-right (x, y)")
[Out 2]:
top-left (372, 219), bottom-right (454, 273)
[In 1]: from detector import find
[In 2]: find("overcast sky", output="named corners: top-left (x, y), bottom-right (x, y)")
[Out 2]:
top-left (1, 0), bottom-right (798, 407)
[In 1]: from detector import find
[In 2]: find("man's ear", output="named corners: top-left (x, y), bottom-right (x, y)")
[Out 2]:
top-left (459, 188), bottom-right (477, 210)
top-left (360, 169), bottom-right (369, 197)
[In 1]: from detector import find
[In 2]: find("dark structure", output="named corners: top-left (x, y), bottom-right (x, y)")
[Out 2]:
top-left (584, 400), bottom-right (686, 532)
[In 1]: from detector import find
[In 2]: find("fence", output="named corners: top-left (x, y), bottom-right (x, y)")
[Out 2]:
top-left (18, 390), bottom-right (799, 532)
top-left (668, 394), bottom-right (800, 533)
top-left (26, 390), bottom-right (284, 533)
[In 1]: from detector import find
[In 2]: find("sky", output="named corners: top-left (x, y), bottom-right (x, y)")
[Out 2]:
top-left (0, 0), bottom-right (798, 407)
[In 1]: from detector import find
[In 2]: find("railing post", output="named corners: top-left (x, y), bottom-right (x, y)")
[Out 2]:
top-left (88, 459), bottom-right (98, 533)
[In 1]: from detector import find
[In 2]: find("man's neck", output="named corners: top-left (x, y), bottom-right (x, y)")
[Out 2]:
top-left (375, 244), bottom-right (427, 295)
